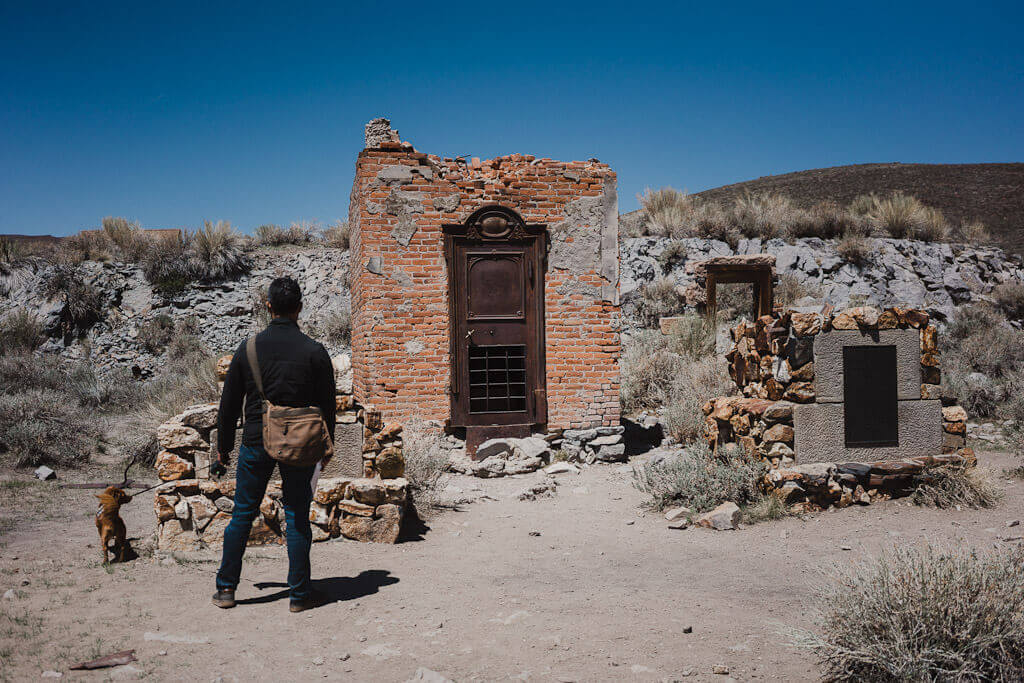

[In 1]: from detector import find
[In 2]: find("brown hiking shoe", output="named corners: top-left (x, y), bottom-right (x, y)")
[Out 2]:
top-left (289, 591), bottom-right (327, 613)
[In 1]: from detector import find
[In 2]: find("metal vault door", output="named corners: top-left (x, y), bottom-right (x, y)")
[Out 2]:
top-left (444, 206), bottom-right (547, 442)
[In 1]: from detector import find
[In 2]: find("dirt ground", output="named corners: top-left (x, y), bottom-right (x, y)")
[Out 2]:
top-left (1, 447), bottom-right (1022, 683)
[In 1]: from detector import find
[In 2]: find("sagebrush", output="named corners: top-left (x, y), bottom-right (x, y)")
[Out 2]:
top-left (632, 442), bottom-right (764, 512)
top-left (790, 545), bottom-right (1024, 682)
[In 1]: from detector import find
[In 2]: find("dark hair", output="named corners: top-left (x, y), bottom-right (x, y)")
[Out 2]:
top-left (267, 277), bottom-right (302, 316)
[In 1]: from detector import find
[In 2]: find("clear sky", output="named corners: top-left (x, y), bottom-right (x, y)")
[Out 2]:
top-left (2, 1), bottom-right (1022, 236)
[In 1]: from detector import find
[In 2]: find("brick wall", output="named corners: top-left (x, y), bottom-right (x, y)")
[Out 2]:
top-left (349, 121), bottom-right (620, 431)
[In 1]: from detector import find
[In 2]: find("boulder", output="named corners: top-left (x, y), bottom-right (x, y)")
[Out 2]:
top-left (475, 439), bottom-right (513, 460)
top-left (763, 424), bottom-right (795, 444)
top-left (156, 423), bottom-right (207, 451)
top-left (156, 451), bottom-right (194, 481)
top-left (375, 448), bottom-right (405, 479)
top-left (179, 403), bottom-right (219, 430)
top-left (942, 406), bottom-right (968, 422)
top-left (348, 480), bottom-right (386, 506)
top-left (696, 502), bottom-right (741, 530)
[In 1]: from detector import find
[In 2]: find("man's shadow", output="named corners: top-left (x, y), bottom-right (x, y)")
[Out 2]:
top-left (239, 569), bottom-right (399, 607)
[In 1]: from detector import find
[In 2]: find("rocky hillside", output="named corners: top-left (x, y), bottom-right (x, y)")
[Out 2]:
top-left (621, 236), bottom-right (1024, 326)
top-left (0, 247), bottom-right (350, 374)
top-left (623, 163), bottom-right (1024, 255)
top-left (2, 238), bottom-right (1021, 374)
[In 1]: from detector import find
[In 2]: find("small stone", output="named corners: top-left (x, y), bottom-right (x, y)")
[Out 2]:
top-left (312, 657), bottom-right (324, 666)
top-left (668, 518), bottom-right (690, 530)
top-left (942, 406), bottom-right (968, 422)
top-left (712, 664), bottom-right (730, 675)
top-left (2, 589), bottom-right (16, 600)
top-left (34, 465), bottom-right (56, 481)
top-left (664, 506), bottom-right (691, 522)
top-left (840, 545), bottom-right (852, 551)
top-left (339, 653), bottom-right (351, 661)
top-left (544, 462), bottom-right (580, 475)
top-left (683, 626), bottom-right (693, 634)
top-left (41, 672), bottom-right (63, 679)
top-left (696, 502), bottom-right (741, 530)
top-left (1008, 520), bottom-right (1020, 528)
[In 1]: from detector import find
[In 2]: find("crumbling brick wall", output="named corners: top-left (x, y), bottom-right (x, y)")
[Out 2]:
top-left (349, 119), bottom-right (620, 430)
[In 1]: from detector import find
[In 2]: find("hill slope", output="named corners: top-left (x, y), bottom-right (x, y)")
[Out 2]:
top-left (626, 163), bottom-right (1024, 255)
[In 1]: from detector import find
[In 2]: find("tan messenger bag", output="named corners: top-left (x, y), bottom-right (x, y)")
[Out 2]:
top-left (246, 336), bottom-right (333, 467)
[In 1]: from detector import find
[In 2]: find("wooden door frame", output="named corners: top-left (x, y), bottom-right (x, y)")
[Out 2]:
top-left (443, 205), bottom-right (548, 430)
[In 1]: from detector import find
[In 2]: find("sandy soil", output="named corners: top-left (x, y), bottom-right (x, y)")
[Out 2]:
top-left (1, 448), bottom-right (1022, 682)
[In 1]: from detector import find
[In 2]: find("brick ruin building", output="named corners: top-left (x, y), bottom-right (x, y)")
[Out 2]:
top-left (349, 119), bottom-right (621, 452)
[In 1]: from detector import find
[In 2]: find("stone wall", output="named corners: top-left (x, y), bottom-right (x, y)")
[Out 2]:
top-left (708, 305), bottom-right (970, 464)
top-left (152, 353), bottom-right (410, 547)
top-left (349, 119), bottom-right (621, 430)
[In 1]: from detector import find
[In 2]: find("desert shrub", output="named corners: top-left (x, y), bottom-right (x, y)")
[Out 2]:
top-left (789, 201), bottom-right (857, 239)
top-left (730, 193), bottom-right (795, 240)
top-left (775, 273), bottom-right (823, 309)
top-left (664, 313), bottom-right (715, 360)
top-left (958, 220), bottom-right (991, 243)
top-left (0, 236), bottom-right (23, 267)
top-left (692, 201), bottom-right (740, 246)
top-left (166, 317), bottom-right (206, 361)
top-left (401, 419), bottom-right (450, 506)
top-left (993, 281), bottom-right (1024, 321)
top-left (60, 231), bottom-right (112, 263)
top-left (42, 265), bottom-right (105, 333)
top-left (137, 314), bottom-right (175, 354)
top-left (636, 277), bottom-right (686, 327)
top-left (715, 282), bottom-right (755, 320)
top-left (656, 240), bottom-right (689, 273)
top-left (663, 357), bottom-right (732, 443)
top-left (0, 388), bottom-right (99, 468)
top-left (740, 492), bottom-right (790, 524)
top-left (254, 224), bottom-right (288, 246)
top-left (835, 234), bottom-right (872, 265)
top-left (640, 187), bottom-right (693, 237)
top-left (790, 545), bottom-right (1024, 682)
top-left (943, 304), bottom-right (1024, 420)
top-left (848, 193), bottom-right (877, 217)
top-left (912, 465), bottom-right (1001, 509)
top-left (101, 216), bottom-right (148, 261)
top-left (620, 330), bottom-right (679, 411)
top-left (868, 192), bottom-right (923, 239)
top-left (917, 206), bottom-right (950, 241)
top-left (255, 221), bottom-right (321, 247)
top-left (141, 232), bottom-right (194, 294)
top-left (0, 308), bottom-right (45, 354)
top-left (250, 284), bottom-right (271, 331)
top-left (191, 220), bottom-right (250, 281)
top-left (323, 221), bottom-right (351, 249)
top-left (310, 307), bottom-right (351, 347)
top-left (632, 442), bottom-right (765, 512)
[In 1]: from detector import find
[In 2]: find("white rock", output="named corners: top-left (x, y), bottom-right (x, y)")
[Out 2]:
top-left (34, 465), bottom-right (56, 481)
top-left (2, 589), bottom-right (16, 600)
top-left (544, 462), bottom-right (580, 475)
top-left (41, 671), bottom-right (63, 678)
top-left (696, 502), bottom-right (741, 530)
top-left (405, 668), bottom-right (454, 683)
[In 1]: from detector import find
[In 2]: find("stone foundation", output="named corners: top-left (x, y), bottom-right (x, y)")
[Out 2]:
top-left (154, 476), bottom-right (409, 550)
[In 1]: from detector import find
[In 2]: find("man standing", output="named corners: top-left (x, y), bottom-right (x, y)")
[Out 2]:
top-left (211, 276), bottom-right (336, 612)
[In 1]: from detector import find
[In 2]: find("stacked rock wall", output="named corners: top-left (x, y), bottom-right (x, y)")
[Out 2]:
top-left (703, 305), bottom-right (974, 509)
top-left (153, 356), bottom-right (410, 547)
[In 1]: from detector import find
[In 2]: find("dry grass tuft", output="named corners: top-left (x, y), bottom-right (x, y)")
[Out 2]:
top-left (191, 220), bottom-right (250, 281)
top-left (633, 442), bottom-right (764, 512)
top-left (323, 221), bottom-right (351, 249)
top-left (790, 545), bottom-right (1024, 682)
top-left (992, 281), bottom-right (1024, 321)
top-left (636, 277), bottom-right (687, 328)
top-left (0, 308), bottom-right (45, 354)
top-left (640, 187), bottom-right (693, 237)
top-left (836, 233), bottom-right (872, 265)
top-left (400, 419), bottom-right (450, 508)
top-left (911, 465), bottom-right (1002, 509)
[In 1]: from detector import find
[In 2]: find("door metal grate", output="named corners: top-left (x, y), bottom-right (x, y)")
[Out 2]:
top-left (843, 345), bottom-right (899, 447)
top-left (468, 345), bottom-right (527, 414)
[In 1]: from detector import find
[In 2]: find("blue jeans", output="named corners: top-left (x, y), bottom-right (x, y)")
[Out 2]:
top-left (216, 444), bottom-right (316, 601)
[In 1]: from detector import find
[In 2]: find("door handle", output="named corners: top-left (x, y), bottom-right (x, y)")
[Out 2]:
top-left (465, 329), bottom-right (474, 341)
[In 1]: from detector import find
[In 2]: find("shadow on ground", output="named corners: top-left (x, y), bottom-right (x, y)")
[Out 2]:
top-left (243, 569), bottom-right (400, 607)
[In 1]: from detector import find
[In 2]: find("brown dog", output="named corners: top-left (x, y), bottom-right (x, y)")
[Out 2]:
top-left (95, 486), bottom-right (132, 563)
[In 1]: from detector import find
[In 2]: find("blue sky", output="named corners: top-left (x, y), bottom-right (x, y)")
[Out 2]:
top-left (2, 1), bottom-right (1021, 236)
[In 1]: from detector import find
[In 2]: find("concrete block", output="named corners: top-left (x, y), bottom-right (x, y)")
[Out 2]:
top-left (813, 329), bottom-right (921, 403)
top-left (322, 422), bottom-right (364, 478)
top-left (793, 400), bottom-right (941, 463)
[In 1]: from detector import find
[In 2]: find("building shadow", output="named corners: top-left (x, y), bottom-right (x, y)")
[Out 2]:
top-left (623, 417), bottom-right (663, 456)
top-left (241, 569), bottom-right (399, 607)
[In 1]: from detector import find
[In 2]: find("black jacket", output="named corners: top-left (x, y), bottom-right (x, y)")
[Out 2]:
top-left (217, 318), bottom-right (336, 456)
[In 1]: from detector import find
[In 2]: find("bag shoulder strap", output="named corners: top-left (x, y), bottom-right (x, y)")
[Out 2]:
top-left (246, 336), bottom-right (267, 401)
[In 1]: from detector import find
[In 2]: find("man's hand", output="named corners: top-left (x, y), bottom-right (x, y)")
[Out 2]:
top-left (211, 452), bottom-right (230, 478)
